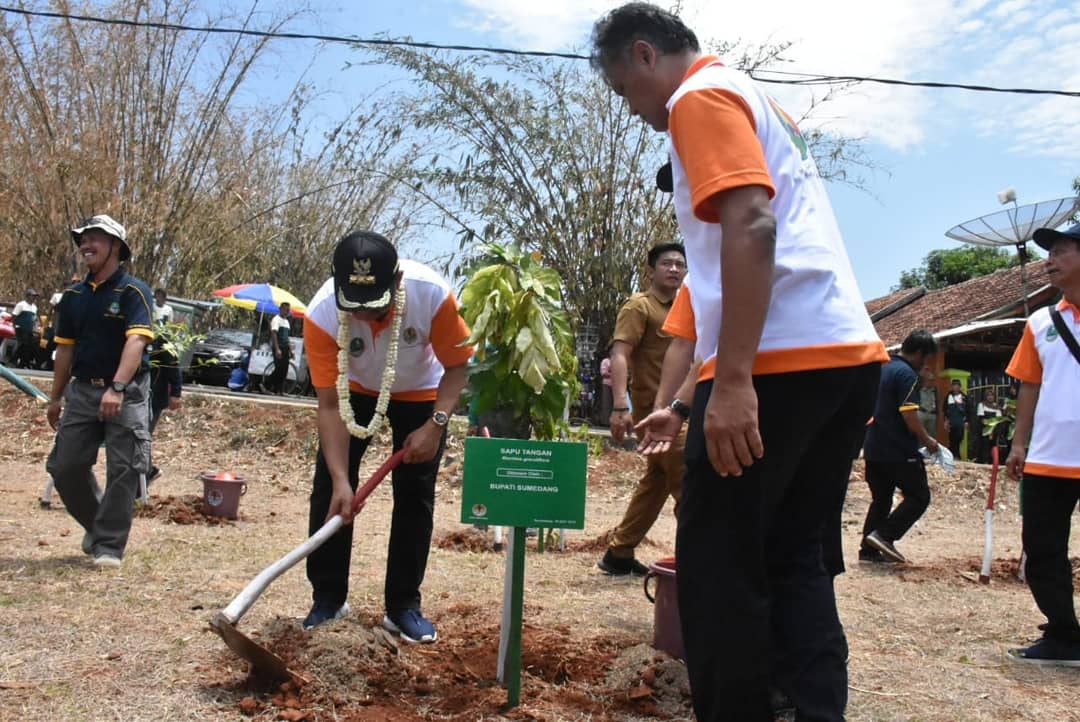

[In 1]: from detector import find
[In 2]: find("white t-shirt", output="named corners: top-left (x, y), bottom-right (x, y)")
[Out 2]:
top-left (154, 303), bottom-right (174, 324)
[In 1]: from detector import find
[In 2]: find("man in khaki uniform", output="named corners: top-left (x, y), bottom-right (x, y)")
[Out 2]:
top-left (600, 242), bottom-right (687, 575)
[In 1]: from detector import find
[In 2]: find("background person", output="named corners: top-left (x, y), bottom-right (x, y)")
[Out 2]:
top-left (976, 387), bottom-right (1003, 464)
top-left (942, 379), bottom-right (968, 459)
top-left (152, 288), bottom-right (173, 325)
top-left (300, 230), bottom-right (472, 643)
top-left (11, 288), bottom-right (39, 368)
top-left (267, 302), bottom-right (292, 394)
top-left (600, 242), bottom-right (687, 576)
top-left (860, 329), bottom-right (940, 564)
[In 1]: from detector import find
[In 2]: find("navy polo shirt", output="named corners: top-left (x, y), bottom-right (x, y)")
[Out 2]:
top-left (55, 268), bottom-right (154, 380)
top-left (863, 354), bottom-right (922, 463)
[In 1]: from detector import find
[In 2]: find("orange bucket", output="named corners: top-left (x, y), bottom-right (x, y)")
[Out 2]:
top-left (643, 556), bottom-right (684, 660)
top-left (200, 471), bottom-right (247, 519)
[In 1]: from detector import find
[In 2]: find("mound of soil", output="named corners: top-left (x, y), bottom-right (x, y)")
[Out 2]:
top-left (566, 529), bottom-right (662, 554)
top-left (604, 643), bottom-right (692, 719)
top-left (134, 494), bottom-right (238, 525)
top-left (433, 528), bottom-right (499, 553)
top-left (215, 602), bottom-right (656, 721)
top-left (893, 555), bottom-right (1080, 586)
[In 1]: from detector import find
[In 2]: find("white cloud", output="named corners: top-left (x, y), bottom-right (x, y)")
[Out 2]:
top-left (455, 0), bottom-right (1080, 158)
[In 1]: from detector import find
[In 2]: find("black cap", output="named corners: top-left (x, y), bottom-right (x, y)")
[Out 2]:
top-left (656, 161), bottom-right (673, 193)
top-left (332, 230), bottom-right (400, 311)
top-left (1032, 221), bottom-right (1080, 251)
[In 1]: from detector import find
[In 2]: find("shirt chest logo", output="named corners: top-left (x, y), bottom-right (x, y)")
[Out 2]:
top-left (106, 300), bottom-right (122, 317)
top-left (402, 327), bottom-right (420, 346)
top-left (1045, 325), bottom-right (1059, 342)
top-left (349, 337), bottom-right (365, 356)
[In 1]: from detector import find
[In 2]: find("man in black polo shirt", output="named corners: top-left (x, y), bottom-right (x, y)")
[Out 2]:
top-left (860, 329), bottom-right (941, 564)
top-left (45, 215), bottom-right (155, 568)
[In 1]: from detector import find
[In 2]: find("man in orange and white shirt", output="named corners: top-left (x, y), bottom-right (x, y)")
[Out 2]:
top-left (300, 231), bottom-right (472, 642)
top-left (1004, 222), bottom-right (1080, 667)
top-left (592, 5), bottom-right (887, 720)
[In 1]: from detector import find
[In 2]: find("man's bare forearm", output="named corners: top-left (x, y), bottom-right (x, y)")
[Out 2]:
top-left (653, 336), bottom-right (694, 410)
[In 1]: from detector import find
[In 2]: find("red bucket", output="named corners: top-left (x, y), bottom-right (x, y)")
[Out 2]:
top-left (643, 556), bottom-right (684, 660)
top-left (199, 472), bottom-right (247, 519)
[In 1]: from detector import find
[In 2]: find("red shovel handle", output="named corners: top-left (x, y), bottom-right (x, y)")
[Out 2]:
top-left (350, 449), bottom-right (406, 516)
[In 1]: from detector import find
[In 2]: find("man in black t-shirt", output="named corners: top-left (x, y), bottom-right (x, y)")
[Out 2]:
top-left (860, 329), bottom-right (941, 564)
top-left (45, 215), bottom-right (154, 568)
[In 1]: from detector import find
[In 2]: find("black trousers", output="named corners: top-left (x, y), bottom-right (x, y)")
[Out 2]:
top-left (268, 349), bottom-right (290, 392)
top-left (860, 458), bottom-right (930, 546)
top-left (149, 369), bottom-right (171, 433)
top-left (1021, 473), bottom-right (1080, 643)
top-left (13, 329), bottom-right (35, 368)
top-left (948, 424), bottom-right (964, 459)
top-left (677, 362), bottom-right (879, 722)
top-left (306, 392), bottom-right (444, 613)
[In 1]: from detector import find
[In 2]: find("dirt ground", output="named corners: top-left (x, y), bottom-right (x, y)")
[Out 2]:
top-left (0, 383), bottom-right (1077, 722)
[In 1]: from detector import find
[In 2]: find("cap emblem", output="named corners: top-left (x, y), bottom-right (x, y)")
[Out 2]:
top-left (350, 258), bottom-right (376, 285)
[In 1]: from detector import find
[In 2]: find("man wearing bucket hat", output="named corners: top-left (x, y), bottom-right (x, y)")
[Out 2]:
top-left (45, 214), bottom-right (154, 568)
top-left (1003, 221), bottom-right (1080, 667)
top-left (301, 230), bottom-right (473, 641)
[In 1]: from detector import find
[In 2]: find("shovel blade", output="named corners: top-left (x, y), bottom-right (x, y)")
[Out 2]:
top-left (210, 612), bottom-right (292, 684)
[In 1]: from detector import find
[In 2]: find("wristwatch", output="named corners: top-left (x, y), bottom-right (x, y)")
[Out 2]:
top-left (431, 410), bottom-right (450, 427)
top-left (111, 380), bottom-right (128, 393)
top-left (669, 398), bottom-right (691, 419)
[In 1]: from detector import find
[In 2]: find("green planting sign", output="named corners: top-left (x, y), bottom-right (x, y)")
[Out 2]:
top-left (461, 437), bottom-right (587, 529)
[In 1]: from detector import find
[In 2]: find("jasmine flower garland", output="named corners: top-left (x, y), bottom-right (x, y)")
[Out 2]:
top-left (336, 284), bottom-right (406, 438)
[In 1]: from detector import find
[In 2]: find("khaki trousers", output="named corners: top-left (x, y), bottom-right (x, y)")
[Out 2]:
top-left (608, 425), bottom-right (684, 558)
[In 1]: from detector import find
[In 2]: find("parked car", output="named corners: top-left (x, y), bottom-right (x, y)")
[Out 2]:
top-left (185, 328), bottom-right (253, 386)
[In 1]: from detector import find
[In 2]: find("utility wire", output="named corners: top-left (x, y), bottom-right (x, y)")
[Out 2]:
top-left (3, 4), bottom-right (1080, 98)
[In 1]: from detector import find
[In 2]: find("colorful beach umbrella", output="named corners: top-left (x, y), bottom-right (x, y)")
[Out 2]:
top-left (211, 283), bottom-right (307, 317)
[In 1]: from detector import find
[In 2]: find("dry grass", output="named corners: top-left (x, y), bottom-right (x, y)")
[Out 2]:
top-left (0, 383), bottom-right (1077, 721)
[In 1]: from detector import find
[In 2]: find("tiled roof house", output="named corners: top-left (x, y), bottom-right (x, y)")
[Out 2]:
top-left (868, 260), bottom-right (1055, 350)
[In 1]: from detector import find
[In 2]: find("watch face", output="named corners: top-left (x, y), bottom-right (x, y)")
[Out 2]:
top-left (112, 382), bottom-right (126, 393)
top-left (433, 411), bottom-right (449, 426)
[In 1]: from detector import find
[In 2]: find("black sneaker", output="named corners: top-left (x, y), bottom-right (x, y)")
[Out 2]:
top-left (598, 550), bottom-right (649, 576)
top-left (864, 531), bottom-right (907, 563)
top-left (858, 548), bottom-right (898, 564)
top-left (1007, 637), bottom-right (1080, 667)
top-left (302, 600), bottom-right (349, 631)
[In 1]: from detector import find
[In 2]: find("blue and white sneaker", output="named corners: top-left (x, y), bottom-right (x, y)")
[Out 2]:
top-left (302, 600), bottom-right (349, 631)
top-left (382, 608), bottom-right (438, 644)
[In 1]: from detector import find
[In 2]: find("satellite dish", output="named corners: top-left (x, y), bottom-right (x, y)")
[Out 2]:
top-left (946, 195), bottom-right (1080, 315)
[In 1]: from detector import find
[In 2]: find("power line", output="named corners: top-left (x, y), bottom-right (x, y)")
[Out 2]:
top-left (749, 69), bottom-right (1080, 98)
top-left (3, 4), bottom-right (1080, 98)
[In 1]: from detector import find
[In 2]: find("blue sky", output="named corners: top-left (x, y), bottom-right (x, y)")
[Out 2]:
top-left (249, 0), bottom-right (1080, 300)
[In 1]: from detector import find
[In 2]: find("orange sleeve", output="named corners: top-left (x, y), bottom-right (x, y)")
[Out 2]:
top-left (669, 87), bottom-right (776, 223)
top-left (661, 284), bottom-right (696, 340)
top-left (430, 294), bottom-right (474, 368)
top-left (306, 322), bottom-right (341, 389)
top-left (1005, 322), bottom-right (1042, 384)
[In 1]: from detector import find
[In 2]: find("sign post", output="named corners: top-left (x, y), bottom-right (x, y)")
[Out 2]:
top-left (462, 437), bottom-right (586, 708)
